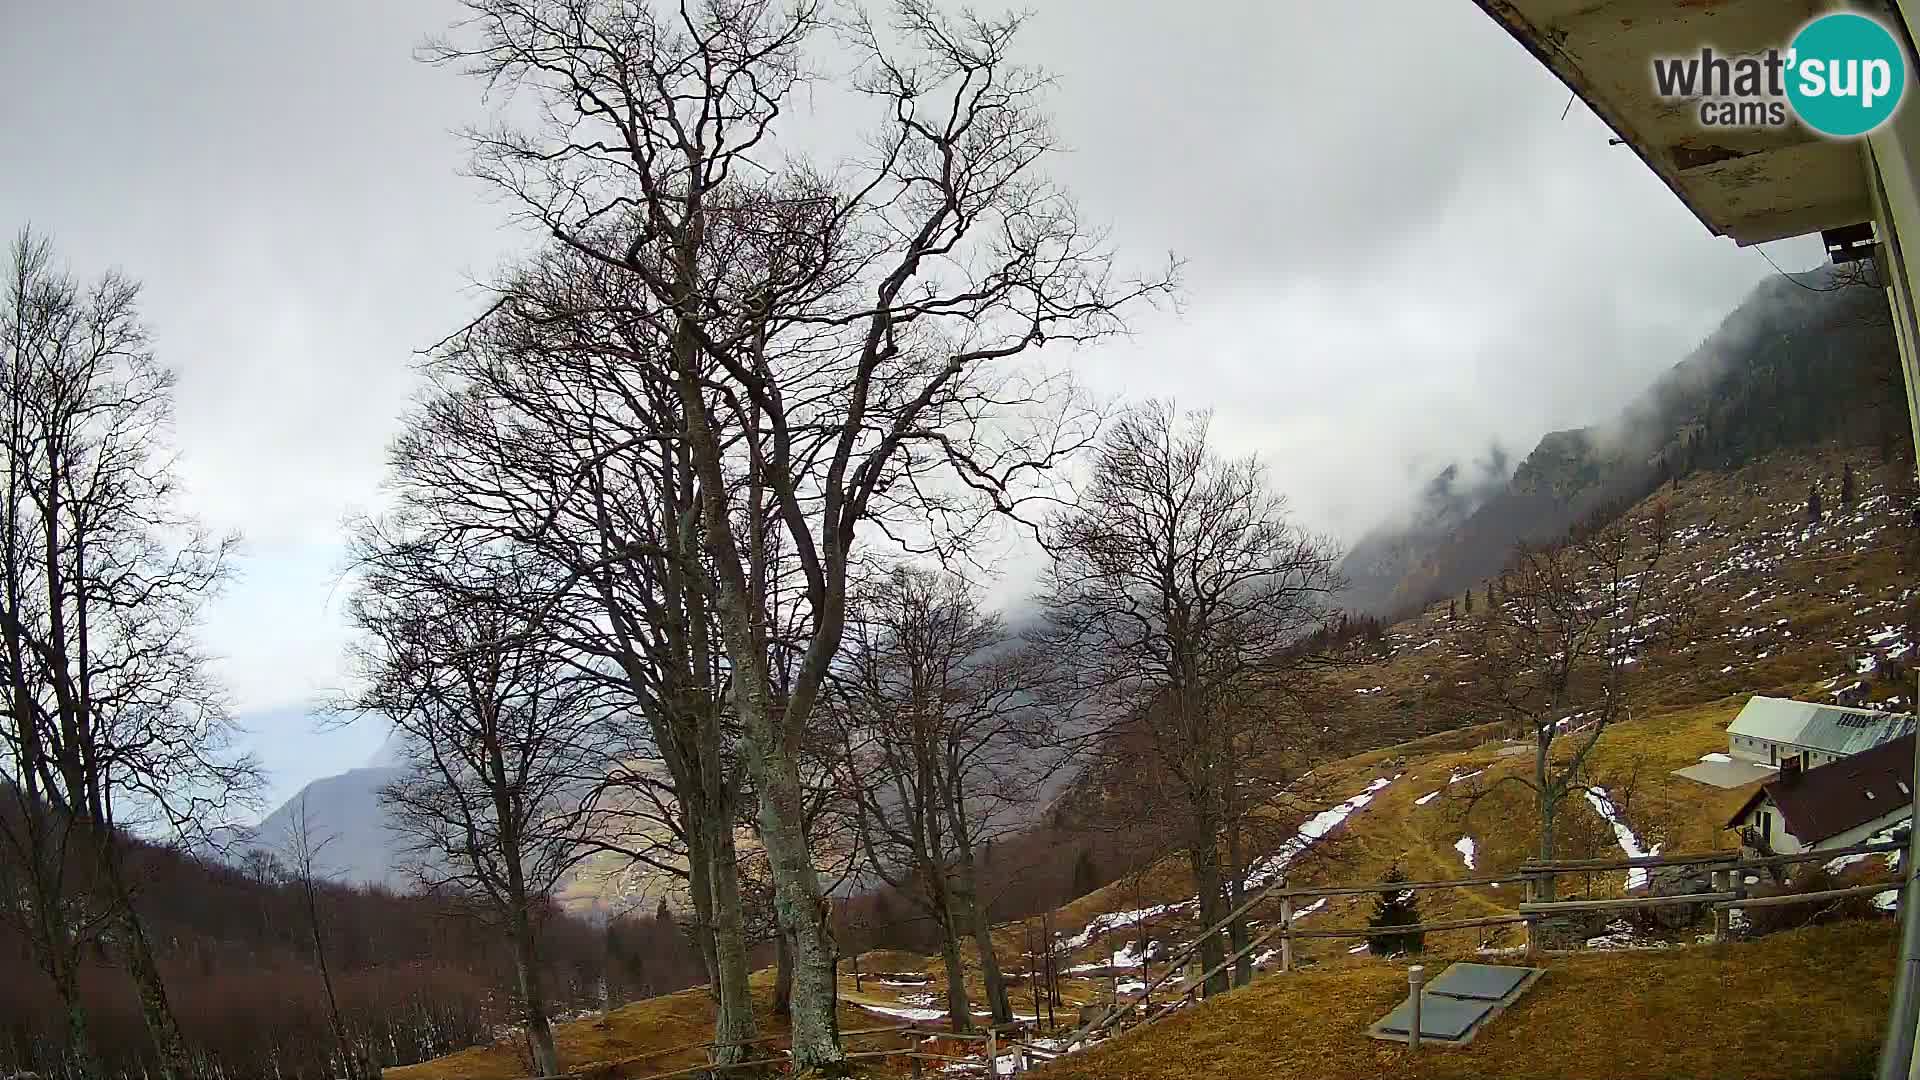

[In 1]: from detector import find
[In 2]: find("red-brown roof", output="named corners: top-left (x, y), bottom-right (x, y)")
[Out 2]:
top-left (1725, 734), bottom-right (1915, 845)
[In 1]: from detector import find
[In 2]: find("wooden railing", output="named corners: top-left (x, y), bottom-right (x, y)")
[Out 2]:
top-left (1067, 838), bottom-right (1908, 1047)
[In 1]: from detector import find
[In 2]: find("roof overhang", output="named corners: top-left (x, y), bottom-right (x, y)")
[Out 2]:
top-left (1473, 0), bottom-right (1874, 245)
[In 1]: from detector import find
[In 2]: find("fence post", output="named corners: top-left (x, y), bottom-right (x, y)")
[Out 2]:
top-left (1712, 867), bottom-right (1731, 942)
top-left (1280, 892), bottom-right (1294, 973)
top-left (988, 1026), bottom-right (999, 1078)
top-left (1523, 874), bottom-right (1538, 959)
top-left (1408, 964), bottom-right (1426, 1052)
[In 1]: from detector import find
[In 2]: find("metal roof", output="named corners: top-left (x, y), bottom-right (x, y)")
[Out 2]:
top-left (1727, 695), bottom-right (1917, 756)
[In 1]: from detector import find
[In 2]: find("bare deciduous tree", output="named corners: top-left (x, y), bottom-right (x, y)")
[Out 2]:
top-left (348, 542), bottom-right (613, 1078)
top-left (428, 1), bottom-right (1172, 1064)
top-left (0, 228), bottom-right (257, 1080)
top-left (389, 240), bottom-right (770, 1066)
top-left (1453, 503), bottom-right (1684, 900)
top-left (832, 565), bottom-right (1052, 1028)
top-left (1035, 402), bottom-right (1342, 997)
top-left (280, 794), bottom-right (363, 1080)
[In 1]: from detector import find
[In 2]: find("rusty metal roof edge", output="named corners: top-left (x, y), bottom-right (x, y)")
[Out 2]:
top-left (1469, 0), bottom-right (1732, 240)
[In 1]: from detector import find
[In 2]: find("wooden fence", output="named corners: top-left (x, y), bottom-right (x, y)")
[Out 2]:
top-left (1067, 837), bottom-right (1909, 1047)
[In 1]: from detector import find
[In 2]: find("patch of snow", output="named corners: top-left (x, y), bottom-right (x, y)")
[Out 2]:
top-left (1584, 918), bottom-right (1673, 951)
top-left (1698, 752), bottom-right (1734, 764)
top-left (1415, 791), bottom-right (1440, 806)
top-left (1455, 836), bottom-right (1478, 871)
top-left (1831, 828), bottom-right (1905, 874)
top-left (857, 1002), bottom-right (953, 1022)
top-left (1347, 943), bottom-right (1369, 954)
top-left (1877, 890), bottom-right (1902, 912)
top-left (1240, 776), bottom-right (1398, 890)
top-left (1292, 897), bottom-right (1328, 920)
top-left (1251, 949), bottom-right (1278, 967)
top-left (1585, 787), bottom-right (1661, 890)
top-left (1447, 768), bottom-right (1485, 785)
top-left (1827, 852), bottom-right (1871, 874)
top-left (1058, 903), bottom-right (1192, 952)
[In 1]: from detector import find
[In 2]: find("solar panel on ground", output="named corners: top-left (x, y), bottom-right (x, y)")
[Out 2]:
top-left (1365, 962), bottom-right (1545, 1046)
top-left (1374, 994), bottom-right (1491, 1041)
top-left (1425, 962), bottom-right (1531, 1002)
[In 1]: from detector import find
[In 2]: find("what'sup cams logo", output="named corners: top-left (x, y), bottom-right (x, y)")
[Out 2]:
top-left (1652, 12), bottom-right (1908, 137)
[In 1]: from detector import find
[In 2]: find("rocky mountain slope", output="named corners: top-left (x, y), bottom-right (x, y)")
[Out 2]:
top-left (1342, 271), bottom-right (1902, 618)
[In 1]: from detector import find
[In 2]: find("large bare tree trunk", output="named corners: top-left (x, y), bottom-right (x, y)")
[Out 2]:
top-left (16, 802), bottom-right (95, 1074)
top-left (98, 838), bottom-right (191, 1080)
top-left (684, 815), bottom-right (722, 994)
top-left (951, 870), bottom-right (1012, 1025)
top-left (672, 350), bottom-right (842, 1068)
top-left (937, 908), bottom-right (974, 1033)
top-left (1226, 813), bottom-right (1251, 989)
top-left (704, 811), bottom-right (758, 1065)
top-left (510, 907), bottom-right (561, 1078)
top-left (58, 971), bottom-right (93, 1077)
top-left (1187, 819), bottom-right (1230, 999)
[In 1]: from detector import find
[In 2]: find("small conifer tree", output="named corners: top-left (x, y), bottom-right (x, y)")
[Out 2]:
top-left (1368, 864), bottom-right (1424, 957)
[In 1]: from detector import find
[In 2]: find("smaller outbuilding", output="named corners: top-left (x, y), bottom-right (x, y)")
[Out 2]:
top-left (1725, 734), bottom-right (1914, 856)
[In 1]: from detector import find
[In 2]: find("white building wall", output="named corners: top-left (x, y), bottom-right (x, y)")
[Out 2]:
top-left (1811, 804), bottom-right (1915, 852)
top-left (1737, 796), bottom-right (1805, 855)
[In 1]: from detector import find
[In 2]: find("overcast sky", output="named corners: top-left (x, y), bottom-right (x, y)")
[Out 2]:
top-left (0, 1), bottom-right (1824, 810)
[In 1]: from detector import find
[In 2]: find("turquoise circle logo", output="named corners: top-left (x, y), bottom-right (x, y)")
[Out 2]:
top-left (1786, 13), bottom-right (1907, 137)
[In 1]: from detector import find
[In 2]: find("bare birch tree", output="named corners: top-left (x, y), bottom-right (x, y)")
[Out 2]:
top-left (0, 228), bottom-right (257, 1080)
top-left (427, 1), bottom-right (1172, 1064)
top-left (1034, 402), bottom-right (1341, 997)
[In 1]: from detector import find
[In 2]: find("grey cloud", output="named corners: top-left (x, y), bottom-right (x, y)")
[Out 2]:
top-left (0, 0), bottom-right (1825, 798)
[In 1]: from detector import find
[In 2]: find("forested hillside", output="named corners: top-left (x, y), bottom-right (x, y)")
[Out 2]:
top-left (0, 818), bottom-right (704, 1078)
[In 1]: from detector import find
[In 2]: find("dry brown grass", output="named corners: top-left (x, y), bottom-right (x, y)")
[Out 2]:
top-left (383, 982), bottom-right (896, 1080)
top-left (1035, 920), bottom-right (1896, 1080)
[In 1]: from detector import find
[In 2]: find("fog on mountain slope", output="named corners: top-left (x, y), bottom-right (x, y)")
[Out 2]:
top-left (1340, 269), bottom-right (1899, 618)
